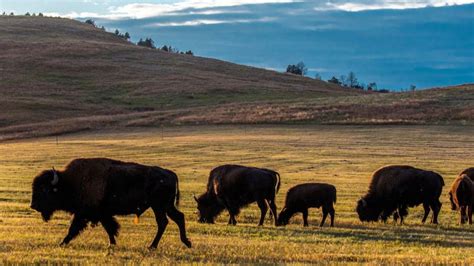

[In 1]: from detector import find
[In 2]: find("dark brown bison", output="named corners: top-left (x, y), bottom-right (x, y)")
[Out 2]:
top-left (448, 168), bottom-right (474, 212)
top-left (448, 174), bottom-right (474, 224)
top-left (194, 164), bottom-right (280, 226)
top-left (356, 165), bottom-right (444, 224)
top-left (277, 183), bottom-right (336, 227)
top-left (460, 168), bottom-right (474, 179)
top-left (30, 158), bottom-right (191, 249)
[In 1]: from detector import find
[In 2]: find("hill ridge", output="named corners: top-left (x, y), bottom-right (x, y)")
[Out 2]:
top-left (0, 16), bottom-right (473, 140)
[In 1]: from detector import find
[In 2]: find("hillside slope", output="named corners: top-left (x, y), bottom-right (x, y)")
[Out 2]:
top-left (0, 16), bottom-right (473, 140)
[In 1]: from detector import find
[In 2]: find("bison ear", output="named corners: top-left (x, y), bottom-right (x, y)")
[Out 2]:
top-left (51, 167), bottom-right (59, 186)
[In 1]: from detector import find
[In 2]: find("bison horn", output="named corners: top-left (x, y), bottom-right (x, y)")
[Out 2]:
top-left (51, 167), bottom-right (59, 186)
top-left (193, 194), bottom-right (198, 203)
top-left (361, 199), bottom-right (367, 207)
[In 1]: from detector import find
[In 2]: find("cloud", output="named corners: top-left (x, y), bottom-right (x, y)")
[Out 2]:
top-left (44, 0), bottom-right (474, 19)
top-left (319, 0), bottom-right (474, 12)
top-left (148, 17), bottom-right (276, 27)
top-left (104, 0), bottom-right (297, 19)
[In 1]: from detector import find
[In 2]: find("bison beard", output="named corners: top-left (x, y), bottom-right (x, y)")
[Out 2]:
top-left (30, 158), bottom-right (191, 249)
top-left (356, 165), bottom-right (444, 224)
top-left (195, 164), bottom-right (280, 226)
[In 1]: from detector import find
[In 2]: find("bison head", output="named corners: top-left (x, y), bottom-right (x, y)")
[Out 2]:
top-left (194, 193), bottom-right (224, 224)
top-left (356, 198), bottom-right (382, 222)
top-left (276, 207), bottom-right (291, 226)
top-left (31, 168), bottom-right (62, 222)
top-left (448, 191), bottom-right (457, 211)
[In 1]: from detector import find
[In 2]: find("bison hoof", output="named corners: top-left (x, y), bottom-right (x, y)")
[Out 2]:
top-left (59, 241), bottom-right (69, 247)
top-left (183, 239), bottom-right (192, 248)
top-left (148, 245), bottom-right (157, 250)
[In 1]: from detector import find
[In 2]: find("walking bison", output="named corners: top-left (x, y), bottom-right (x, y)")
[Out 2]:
top-left (30, 158), bottom-right (191, 249)
top-left (356, 165), bottom-right (444, 224)
top-left (194, 164), bottom-right (280, 226)
top-left (448, 174), bottom-right (474, 224)
top-left (277, 183), bottom-right (336, 227)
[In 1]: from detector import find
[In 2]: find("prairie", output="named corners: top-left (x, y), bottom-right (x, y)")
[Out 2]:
top-left (0, 125), bottom-right (473, 264)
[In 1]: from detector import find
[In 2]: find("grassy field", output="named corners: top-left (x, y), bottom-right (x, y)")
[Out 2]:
top-left (0, 125), bottom-right (473, 264)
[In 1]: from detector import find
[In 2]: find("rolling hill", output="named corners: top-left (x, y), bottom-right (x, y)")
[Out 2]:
top-left (0, 16), bottom-right (473, 140)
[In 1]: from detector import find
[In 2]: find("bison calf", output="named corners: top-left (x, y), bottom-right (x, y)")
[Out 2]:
top-left (277, 183), bottom-right (336, 227)
top-left (449, 174), bottom-right (474, 224)
top-left (31, 158), bottom-right (191, 249)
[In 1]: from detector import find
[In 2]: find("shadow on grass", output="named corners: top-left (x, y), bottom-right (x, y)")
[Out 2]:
top-left (194, 219), bottom-right (474, 248)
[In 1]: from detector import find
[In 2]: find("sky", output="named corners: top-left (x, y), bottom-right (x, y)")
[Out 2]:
top-left (2, 0), bottom-right (473, 89)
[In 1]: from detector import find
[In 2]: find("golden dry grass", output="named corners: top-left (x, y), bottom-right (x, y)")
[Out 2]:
top-left (0, 125), bottom-right (473, 264)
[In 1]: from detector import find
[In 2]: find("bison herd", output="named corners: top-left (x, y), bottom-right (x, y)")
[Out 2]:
top-left (30, 158), bottom-right (473, 249)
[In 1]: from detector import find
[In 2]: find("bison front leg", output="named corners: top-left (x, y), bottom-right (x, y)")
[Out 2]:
top-left (228, 213), bottom-right (237, 225)
top-left (149, 208), bottom-right (169, 249)
top-left (468, 206), bottom-right (473, 225)
top-left (60, 215), bottom-right (88, 246)
top-left (302, 209), bottom-right (309, 227)
top-left (100, 216), bottom-right (120, 247)
top-left (460, 206), bottom-right (467, 225)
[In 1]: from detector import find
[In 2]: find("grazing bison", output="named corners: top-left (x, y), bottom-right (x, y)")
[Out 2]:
top-left (277, 183), bottom-right (336, 227)
top-left (448, 174), bottom-right (474, 224)
top-left (460, 168), bottom-right (474, 180)
top-left (194, 164), bottom-right (280, 226)
top-left (30, 158), bottom-right (191, 249)
top-left (356, 165), bottom-right (444, 224)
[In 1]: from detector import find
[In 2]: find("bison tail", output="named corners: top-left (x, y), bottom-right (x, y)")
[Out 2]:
top-left (275, 172), bottom-right (281, 194)
top-left (174, 176), bottom-right (180, 207)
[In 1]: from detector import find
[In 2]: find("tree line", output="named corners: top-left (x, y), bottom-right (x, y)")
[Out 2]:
top-left (2, 12), bottom-right (44, 16)
top-left (286, 61), bottom-right (417, 93)
top-left (85, 19), bottom-right (194, 56)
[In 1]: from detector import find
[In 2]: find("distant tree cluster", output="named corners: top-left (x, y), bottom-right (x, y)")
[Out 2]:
top-left (85, 19), bottom-right (96, 26)
top-left (161, 45), bottom-right (193, 55)
top-left (1, 12), bottom-right (44, 16)
top-left (83, 20), bottom-right (194, 56)
top-left (285, 61), bottom-right (418, 92)
top-left (286, 62), bottom-right (308, 76)
top-left (326, 72), bottom-right (386, 92)
top-left (114, 29), bottom-right (130, 41)
top-left (137, 38), bottom-right (156, 49)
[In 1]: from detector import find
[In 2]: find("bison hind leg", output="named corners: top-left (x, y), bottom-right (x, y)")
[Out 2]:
top-left (167, 206), bottom-right (192, 248)
top-left (430, 201), bottom-right (442, 224)
top-left (101, 216), bottom-right (120, 246)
